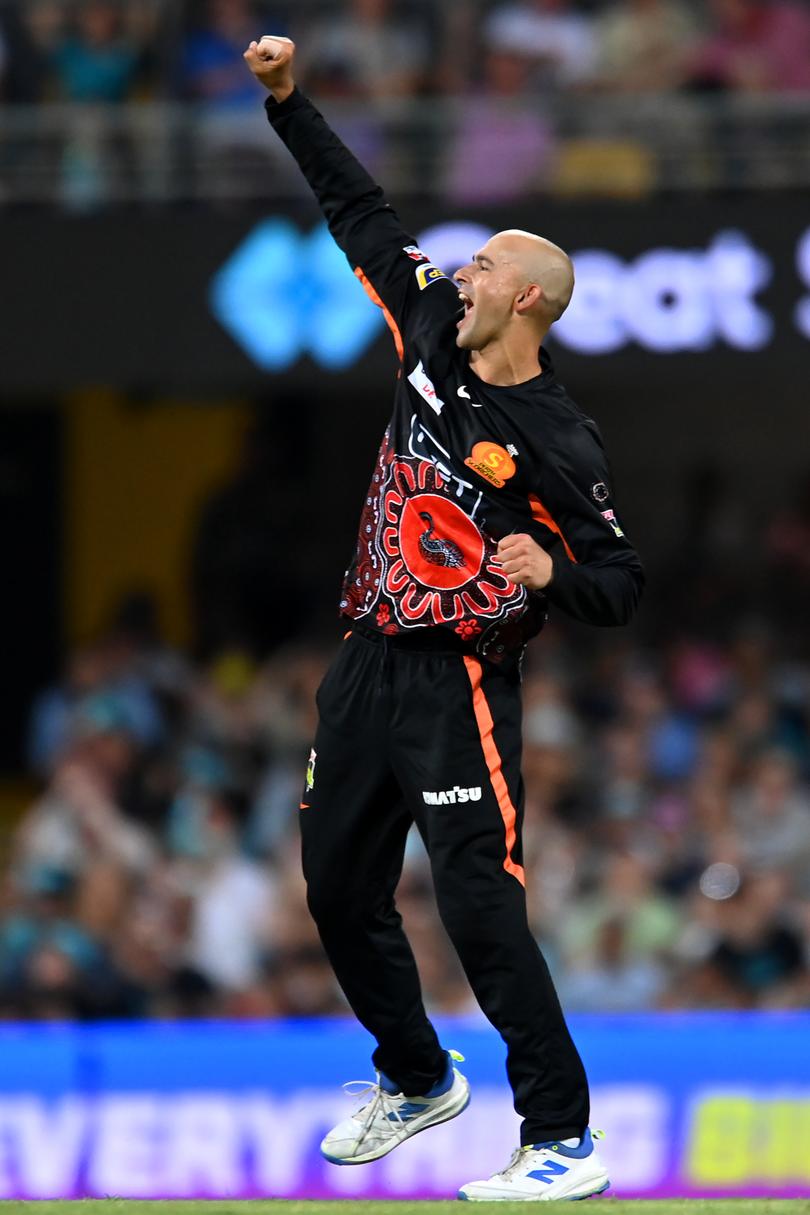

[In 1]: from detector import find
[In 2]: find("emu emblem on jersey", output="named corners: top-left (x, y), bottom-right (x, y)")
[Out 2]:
top-left (378, 457), bottom-right (526, 628)
top-left (464, 441), bottom-right (517, 489)
top-left (399, 494), bottom-right (482, 591)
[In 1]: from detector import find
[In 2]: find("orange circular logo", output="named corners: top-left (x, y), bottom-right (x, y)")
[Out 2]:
top-left (399, 494), bottom-right (484, 590)
top-left (464, 442), bottom-right (517, 489)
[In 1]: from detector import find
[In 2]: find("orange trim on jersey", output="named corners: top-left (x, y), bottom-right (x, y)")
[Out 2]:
top-left (343, 630), bottom-right (352, 640)
top-left (354, 267), bottom-right (404, 362)
top-left (528, 493), bottom-right (576, 563)
top-left (463, 655), bottom-right (525, 888)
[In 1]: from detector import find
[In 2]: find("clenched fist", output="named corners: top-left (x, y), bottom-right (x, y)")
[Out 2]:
top-left (496, 533), bottom-right (554, 590)
top-left (243, 35), bottom-right (296, 102)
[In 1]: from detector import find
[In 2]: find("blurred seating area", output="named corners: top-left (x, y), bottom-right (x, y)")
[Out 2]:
top-left (2, 463), bottom-right (809, 1022)
top-left (1, 0), bottom-right (809, 202)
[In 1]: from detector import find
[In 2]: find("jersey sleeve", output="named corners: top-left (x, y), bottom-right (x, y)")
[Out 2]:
top-left (265, 88), bottom-right (459, 358)
top-left (531, 422), bottom-right (644, 626)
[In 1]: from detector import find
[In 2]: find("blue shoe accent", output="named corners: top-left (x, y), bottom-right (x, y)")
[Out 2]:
top-left (386, 1101), bottom-right (429, 1122)
top-left (380, 1051), bottom-right (455, 1099)
top-left (530, 1128), bottom-right (594, 1159)
top-left (457, 1191), bottom-right (470, 1201)
top-left (423, 1052), bottom-right (455, 1097)
top-left (378, 1071), bottom-right (400, 1096)
top-left (528, 1159), bottom-right (570, 1183)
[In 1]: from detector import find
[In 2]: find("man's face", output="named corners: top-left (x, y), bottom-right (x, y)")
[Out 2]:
top-left (454, 239), bottom-right (527, 350)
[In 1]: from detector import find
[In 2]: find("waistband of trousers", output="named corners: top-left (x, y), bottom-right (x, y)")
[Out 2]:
top-left (346, 619), bottom-right (477, 656)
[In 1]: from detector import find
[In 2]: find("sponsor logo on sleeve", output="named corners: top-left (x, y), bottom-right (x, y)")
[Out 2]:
top-left (464, 441), bottom-right (517, 489)
top-left (403, 244), bottom-right (429, 262)
top-left (601, 508), bottom-right (625, 537)
top-left (415, 263), bottom-right (447, 290)
top-left (591, 482), bottom-right (610, 504)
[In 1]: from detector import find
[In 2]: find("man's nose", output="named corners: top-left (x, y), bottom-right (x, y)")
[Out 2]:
top-left (454, 264), bottom-right (471, 284)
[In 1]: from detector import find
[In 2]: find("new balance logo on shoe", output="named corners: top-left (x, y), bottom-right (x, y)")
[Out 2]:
top-left (386, 1101), bottom-right (428, 1121)
top-left (422, 787), bottom-right (482, 805)
top-left (319, 1053), bottom-right (470, 1166)
top-left (528, 1159), bottom-right (569, 1183)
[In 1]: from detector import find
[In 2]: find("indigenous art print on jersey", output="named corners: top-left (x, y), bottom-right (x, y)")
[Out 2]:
top-left (341, 432), bottom-right (526, 633)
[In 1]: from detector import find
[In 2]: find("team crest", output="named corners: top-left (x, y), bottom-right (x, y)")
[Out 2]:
top-left (464, 441), bottom-right (517, 489)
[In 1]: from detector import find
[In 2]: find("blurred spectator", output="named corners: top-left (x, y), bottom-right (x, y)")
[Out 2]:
top-left (559, 916), bottom-right (668, 1010)
top-left (484, 0), bottom-right (597, 89)
top-left (296, 0), bottom-right (431, 100)
top-left (590, 0), bottom-right (699, 92)
top-left (705, 874), bottom-right (805, 1003)
top-left (44, 2), bottom-right (150, 104)
top-left (180, 0), bottom-right (270, 108)
top-left (444, 49), bottom-right (554, 204)
top-left (687, 0), bottom-right (810, 92)
top-left (27, 618), bottom-right (166, 776)
top-left (14, 745), bottom-right (155, 881)
top-left (559, 852), bottom-right (681, 968)
top-left (170, 788), bottom-right (275, 991)
top-left (0, 865), bottom-right (143, 1019)
top-left (731, 749), bottom-right (810, 889)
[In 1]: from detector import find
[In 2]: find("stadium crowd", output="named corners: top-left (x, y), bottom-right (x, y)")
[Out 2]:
top-left (2, 0), bottom-right (810, 105)
top-left (2, 463), bottom-right (809, 1022)
top-left (1, 0), bottom-right (808, 203)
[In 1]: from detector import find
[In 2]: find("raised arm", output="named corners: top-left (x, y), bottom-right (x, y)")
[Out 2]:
top-left (244, 36), bottom-right (458, 353)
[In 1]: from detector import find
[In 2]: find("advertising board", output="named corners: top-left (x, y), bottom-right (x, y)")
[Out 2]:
top-left (0, 1014), bottom-right (807, 1199)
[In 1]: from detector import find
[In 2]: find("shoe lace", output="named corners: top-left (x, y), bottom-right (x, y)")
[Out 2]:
top-left (497, 1146), bottom-right (532, 1180)
top-left (496, 1129), bottom-right (606, 1180)
top-left (340, 1051), bottom-right (465, 1152)
top-left (342, 1076), bottom-right (405, 1149)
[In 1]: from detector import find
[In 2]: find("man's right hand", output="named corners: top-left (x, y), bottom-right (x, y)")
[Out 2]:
top-left (244, 35), bottom-right (296, 103)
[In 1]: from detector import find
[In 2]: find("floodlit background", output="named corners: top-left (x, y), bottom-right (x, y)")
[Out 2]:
top-left (0, 0), bottom-right (809, 1200)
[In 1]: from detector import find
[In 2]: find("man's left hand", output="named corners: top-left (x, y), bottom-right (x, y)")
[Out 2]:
top-left (496, 533), bottom-right (554, 590)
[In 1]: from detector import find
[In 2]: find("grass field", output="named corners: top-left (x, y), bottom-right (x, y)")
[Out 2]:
top-left (0, 1202), bottom-right (808, 1215)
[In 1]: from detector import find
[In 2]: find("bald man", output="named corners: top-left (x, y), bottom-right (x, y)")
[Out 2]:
top-left (245, 38), bottom-right (643, 1202)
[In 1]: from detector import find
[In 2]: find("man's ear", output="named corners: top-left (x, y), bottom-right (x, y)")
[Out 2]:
top-left (514, 283), bottom-right (543, 315)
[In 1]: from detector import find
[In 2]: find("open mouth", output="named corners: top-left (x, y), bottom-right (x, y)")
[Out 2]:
top-left (457, 291), bottom-right (474, 327)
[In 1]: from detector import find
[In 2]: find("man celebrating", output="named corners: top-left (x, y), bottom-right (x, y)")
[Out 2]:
top-left (245, 35), bottom-right (643, 1203)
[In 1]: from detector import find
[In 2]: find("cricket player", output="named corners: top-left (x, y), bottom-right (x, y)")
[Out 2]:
top-left (244, 34), bottom-right (644, 1202)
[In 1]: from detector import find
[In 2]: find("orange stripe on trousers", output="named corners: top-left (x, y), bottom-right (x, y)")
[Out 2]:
top-left (463, 655), bottom-right (525, 887)
top-left (354, 267), bottom-right (404, 362)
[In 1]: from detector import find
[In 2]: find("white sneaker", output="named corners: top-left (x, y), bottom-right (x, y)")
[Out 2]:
top-left (458, 1129), bottom-right (609, 1202)
top-left (320, 1050), bottom-right (470, 1165)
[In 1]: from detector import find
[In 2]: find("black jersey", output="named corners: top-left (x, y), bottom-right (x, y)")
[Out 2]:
top-left (266, 90), bottom-right (644, 660)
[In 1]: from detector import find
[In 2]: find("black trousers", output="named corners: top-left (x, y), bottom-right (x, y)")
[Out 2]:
top-left (300, 624), bottom-right (590, 1144)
